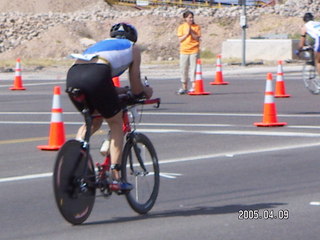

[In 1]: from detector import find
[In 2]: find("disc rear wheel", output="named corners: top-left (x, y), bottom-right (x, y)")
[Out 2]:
top-left (53, 140), bottom-right (96, 225)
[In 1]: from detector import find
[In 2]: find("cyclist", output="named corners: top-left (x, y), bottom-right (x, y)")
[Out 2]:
top-left (299, 12), bottom-right (320, 75)
top-left (66, 22), bottom-right (153, 190)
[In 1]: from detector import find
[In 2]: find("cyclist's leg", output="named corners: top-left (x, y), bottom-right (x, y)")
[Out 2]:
top-left (314, 37), bottom-right (320, 76)
top-left (76, 113), bottom-right (103, 140)
top-left (315, 52), bottom-right (320, 76)
top-left (105, 111), bottom-right (124, 180)
top-left (85, 65), bottom-right (124, 180)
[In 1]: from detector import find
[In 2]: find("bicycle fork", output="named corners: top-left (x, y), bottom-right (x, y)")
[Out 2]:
top-left (128, 134), bottom-right (149, 177)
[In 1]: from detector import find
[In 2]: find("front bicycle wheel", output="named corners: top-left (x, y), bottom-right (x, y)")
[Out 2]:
top-left (303, 63), bottom-right (320, 94)
top-left (53, 140), bottom-right (96, 225)
top-left (122, 133), bottom-right (160, 214)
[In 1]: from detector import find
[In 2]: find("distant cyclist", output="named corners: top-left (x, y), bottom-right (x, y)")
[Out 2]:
top-left (299, 12), bottom-right (320, 75)
top-left (66, 23), bottom-right (153, 190)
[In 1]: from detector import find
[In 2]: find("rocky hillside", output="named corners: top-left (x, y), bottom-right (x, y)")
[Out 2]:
top-left (0, 0), bottom-right (318, 64)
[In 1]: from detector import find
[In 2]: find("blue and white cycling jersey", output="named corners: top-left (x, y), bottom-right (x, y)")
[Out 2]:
top-left (70, 38), bottom-right (133, 77)
top-left (305, 21), bottom-right (320, 52)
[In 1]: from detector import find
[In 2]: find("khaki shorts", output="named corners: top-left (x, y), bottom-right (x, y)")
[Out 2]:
top-left (179, 53), bottom-right (199, 83)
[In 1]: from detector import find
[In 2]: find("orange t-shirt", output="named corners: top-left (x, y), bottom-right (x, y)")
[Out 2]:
top-left (177, 22), bottom-right (201, 54)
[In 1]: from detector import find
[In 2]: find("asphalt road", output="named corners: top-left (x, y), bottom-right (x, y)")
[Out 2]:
top-left (1, 63), bottom-right (320, 239)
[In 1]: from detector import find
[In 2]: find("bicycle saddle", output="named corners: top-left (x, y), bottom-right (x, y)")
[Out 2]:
top-left (66, 87), bottom-right (86, 103)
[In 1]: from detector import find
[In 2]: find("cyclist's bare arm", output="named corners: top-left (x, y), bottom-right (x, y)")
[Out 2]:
top-left (299, 25), bottom-right (307, 49)
top-left (129, 45), bottom-right (153, 99)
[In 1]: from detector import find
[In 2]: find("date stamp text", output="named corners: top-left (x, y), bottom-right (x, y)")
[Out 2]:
top-left (238, 209), bottom-right (289, 220)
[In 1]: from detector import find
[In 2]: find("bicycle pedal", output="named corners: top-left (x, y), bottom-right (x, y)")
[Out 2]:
top-left (96, 163), bottom-right (102, 171)
top-left (100, 187), bottom-right (112, 197)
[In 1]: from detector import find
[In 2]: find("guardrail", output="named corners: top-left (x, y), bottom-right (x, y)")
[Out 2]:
top-left (104, 0), bottom-right (273, 7)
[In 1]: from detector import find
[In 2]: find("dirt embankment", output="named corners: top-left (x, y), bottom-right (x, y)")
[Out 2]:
top-left (0, 0), bottom-right (305, 65)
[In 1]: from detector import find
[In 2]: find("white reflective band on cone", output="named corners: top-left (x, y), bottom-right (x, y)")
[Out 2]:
top-left (52, 95), bottom-right (61, 109)
top-left (276, 74), bottom-right (283, 82)
top-left (196, 73), bottom-right (202, 80)
top-left (264, 94), bottom-right (274, 104)
top-left (265, 80), bottom-right (273, 92)
top-left (51, 112), bottom-right (63, 123)
top-left (196, 64), bottom-right (201, 72)
top-left (15, 70), bottom-right (21, 76)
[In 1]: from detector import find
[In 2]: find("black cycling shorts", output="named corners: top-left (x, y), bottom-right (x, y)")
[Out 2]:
top-left (66, 63), bottom-right (121, 119)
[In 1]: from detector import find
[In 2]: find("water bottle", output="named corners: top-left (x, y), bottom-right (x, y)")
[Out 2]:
top-left (144, 76), bottom-right (149, 87)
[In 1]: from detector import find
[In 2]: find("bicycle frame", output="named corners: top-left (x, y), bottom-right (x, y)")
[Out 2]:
top-left (96, 97), bottom-right (160, 195)
top-left (300, 46), bottom-right (314, 65)
top-left (298, 46), bottom-right (320, 94)
top-left (67, 85), bottom-right (160, 190)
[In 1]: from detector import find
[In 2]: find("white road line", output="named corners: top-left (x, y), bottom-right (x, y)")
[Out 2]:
top-left (159, 172), bottom-right (183, 179)
top-left (0, 122), bottom-right (320, 137)
top-left (0, 112), bottom-right (78, 115)
top-left (0, 121), bottom-right (82, 125)
top-left (1, 119), bottom-right (320, 137)
top-left (0, 173), bottom-right (52, 183)
top-left (2, 141), bottom-right (320, 184)
top-left (142, 112), bottom-right (320, 118)
top-left (0, 81), bottom-right (65, 88)
top-left (141, 123), bottom-right (234, 127)
top-left (195, 130), bottom-right (320, 137)
top-left (310, 202), bottom-right (320, 206)
top-left (1, 111), bottom-right (320, 118)
top-left (142, 129), bottom-right (320, 137)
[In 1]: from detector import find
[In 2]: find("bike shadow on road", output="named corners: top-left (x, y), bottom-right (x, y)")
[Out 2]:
top-left (82, 202), bottom-right (287, 226)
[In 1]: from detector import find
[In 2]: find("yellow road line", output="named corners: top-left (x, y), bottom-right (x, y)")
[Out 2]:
top-left (0, 130), bottom-right (107, 145)
top-left (0, 134), bottom-right (75, 145)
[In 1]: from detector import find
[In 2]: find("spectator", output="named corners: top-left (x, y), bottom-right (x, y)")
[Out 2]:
top-left (176, 10), bottom-right (201, 95)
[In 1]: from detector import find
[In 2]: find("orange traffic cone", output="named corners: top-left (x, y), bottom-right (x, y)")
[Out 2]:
top-left (210, 54), bottom-right (229, 85)
top-left (10, 58), bottom-right (26, 90)
top-left (188, 59), bottom-right (210, 95)
top-left (37, 86), bottom-right (66, 150)
top-left (275, 60), bottom-right (290, 98)
top-left (254, 73), bottom-right (287, 127)
top-left (112, 76), bottom-right (120, 87)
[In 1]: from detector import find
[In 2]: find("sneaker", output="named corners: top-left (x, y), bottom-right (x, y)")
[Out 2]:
top-left (110, 180), bottom-right (133, 193)
top-left (188, 87), bottom-right (194, 93)
top-left (177, 89), bottom-right (187, 95)
top-left (119, 182), bottom-right (133, 191)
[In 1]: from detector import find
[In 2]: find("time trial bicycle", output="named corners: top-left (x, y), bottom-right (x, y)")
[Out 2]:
top-left (53, 87), bottom-right (161, 225)
top-left (298, 46), bottom-right (320, 94)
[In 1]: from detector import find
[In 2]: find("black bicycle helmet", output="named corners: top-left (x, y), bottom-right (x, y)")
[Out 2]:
top-left (303, 12), bottom-right (314, 22)
top-left (110, 23), bottom-right (138, 43)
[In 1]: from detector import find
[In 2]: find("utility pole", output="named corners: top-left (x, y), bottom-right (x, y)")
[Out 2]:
top-left (239, 0), bottom-right (247, 66)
